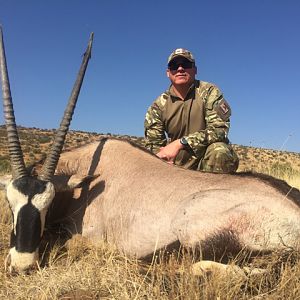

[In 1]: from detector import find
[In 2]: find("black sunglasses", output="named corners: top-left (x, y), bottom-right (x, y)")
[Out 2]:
top-left (168, 60), bottom-right (194, 71)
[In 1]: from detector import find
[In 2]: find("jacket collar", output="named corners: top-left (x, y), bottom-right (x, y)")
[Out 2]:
top-left (168, 80), bottom-right (199, 100)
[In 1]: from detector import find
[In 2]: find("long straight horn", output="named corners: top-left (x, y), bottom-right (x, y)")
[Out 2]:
top-left (39, 32), bottom-right (94, 182)
top-left (0, 26), bottom-right (27, 179)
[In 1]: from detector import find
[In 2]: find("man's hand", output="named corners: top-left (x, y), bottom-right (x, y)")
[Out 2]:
top-left (156, 139), bottom-right (184, 164)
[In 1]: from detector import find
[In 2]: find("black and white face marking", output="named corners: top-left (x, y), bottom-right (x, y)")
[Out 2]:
top-left (5, 176), bottom-right (55, 272)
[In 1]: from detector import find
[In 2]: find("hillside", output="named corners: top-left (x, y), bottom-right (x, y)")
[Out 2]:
top-left (1, 125), bottom-right (300, 185)
top-left (0, 125), bottom-right (143, 173)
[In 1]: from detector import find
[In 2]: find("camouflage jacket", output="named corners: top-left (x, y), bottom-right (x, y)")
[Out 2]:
top-left (144, 80), bottom-right (232, 167)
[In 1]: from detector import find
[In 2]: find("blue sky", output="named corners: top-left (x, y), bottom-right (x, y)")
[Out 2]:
top-left (0, 0), bottom-right (299, 152)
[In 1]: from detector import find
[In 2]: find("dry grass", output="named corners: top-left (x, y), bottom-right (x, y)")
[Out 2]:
top-left (2, 186), bottom-right (300, 300)
top-left (1, 128), bottom-right (300, 298)
top-left (1, 191), bottom-right (300, 298)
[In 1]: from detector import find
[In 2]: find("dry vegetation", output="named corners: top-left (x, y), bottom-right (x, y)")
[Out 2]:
top-left (0, 125), bottom-right (143, 174)
top-left (0, 126), bottom-right (300, 299)
top-left (233, 144), bottom-right (300, 189)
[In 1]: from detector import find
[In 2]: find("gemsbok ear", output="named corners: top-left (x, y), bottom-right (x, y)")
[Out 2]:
top-left (51, 174), bottom-right (99, 192)
top-left (67, 174), bottom-right (99, 189)
top-left (0, 174), bottom-right (12, 189)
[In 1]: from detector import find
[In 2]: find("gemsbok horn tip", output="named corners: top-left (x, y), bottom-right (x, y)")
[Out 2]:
top-left (86, 32), bottom-right (94, 58)
top-left (89, 32), bottom-right (94, 41)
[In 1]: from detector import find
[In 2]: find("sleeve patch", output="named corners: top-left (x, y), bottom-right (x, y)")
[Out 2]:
top-left (215, 99), bottom-right (231, 121)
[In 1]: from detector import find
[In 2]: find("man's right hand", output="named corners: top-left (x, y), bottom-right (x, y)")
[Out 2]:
top-left (156, 139), bottom-right (184, 164)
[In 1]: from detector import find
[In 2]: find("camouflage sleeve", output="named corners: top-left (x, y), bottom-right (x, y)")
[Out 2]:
top-left (144, 99), bottom-right (167, 153)
top-left (185, 85), bottom-right (231, 158)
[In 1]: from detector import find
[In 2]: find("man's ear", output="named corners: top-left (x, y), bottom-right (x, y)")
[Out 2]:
top-left (166, 69), bottom-right (170, 78)
top-left (0, 174), bottom-right (12, 190)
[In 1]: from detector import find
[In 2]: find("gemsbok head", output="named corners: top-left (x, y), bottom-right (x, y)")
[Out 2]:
top-left (0, 26), bottom-right (93, 273)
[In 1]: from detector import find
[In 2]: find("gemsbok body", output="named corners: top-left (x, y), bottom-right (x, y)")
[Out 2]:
top-left (52, 138), bottom-right (300, 261)
top-left (1, 27), bottom-right (300, 273)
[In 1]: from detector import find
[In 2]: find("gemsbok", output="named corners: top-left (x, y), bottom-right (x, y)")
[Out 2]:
top-left (1, 27), bottom-right (300, 275)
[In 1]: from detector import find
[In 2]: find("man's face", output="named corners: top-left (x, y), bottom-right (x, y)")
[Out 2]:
top-left (167, 57), bottom-right (197, 86)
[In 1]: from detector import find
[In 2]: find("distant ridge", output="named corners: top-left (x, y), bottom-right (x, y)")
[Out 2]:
top-left (0, 125), bottom-right (299, 176)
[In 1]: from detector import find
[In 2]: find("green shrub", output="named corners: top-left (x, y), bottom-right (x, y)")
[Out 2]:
top-left (37, 135), bottom-right (52, 144)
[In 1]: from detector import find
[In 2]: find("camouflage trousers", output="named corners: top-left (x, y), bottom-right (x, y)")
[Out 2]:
top-left (198, 142), bottom-right (239, 173)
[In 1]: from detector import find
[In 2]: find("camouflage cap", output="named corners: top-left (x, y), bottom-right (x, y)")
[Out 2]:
top-left (167, 48), bottom-right (195, 65)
